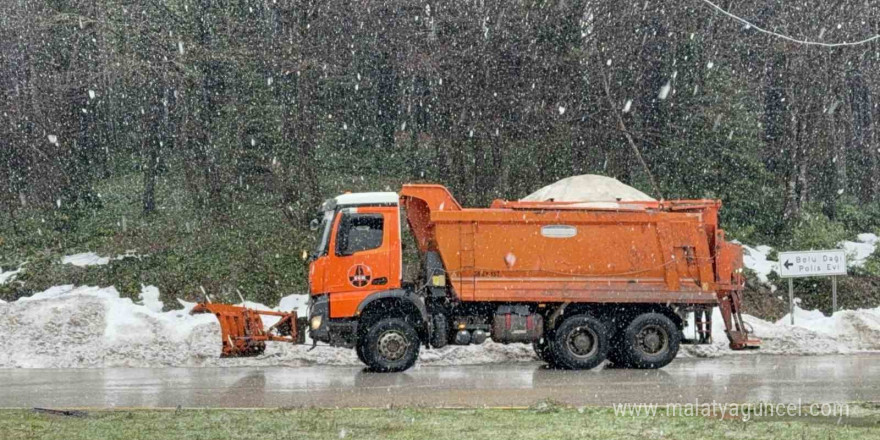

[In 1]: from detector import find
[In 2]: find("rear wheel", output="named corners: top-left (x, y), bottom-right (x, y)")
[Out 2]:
top-left (616, 313), bottom-right (680, 369)
top-left (358, 318), bottom-right (420, 372)
top-left (548, 314), bottom-right (609, 370)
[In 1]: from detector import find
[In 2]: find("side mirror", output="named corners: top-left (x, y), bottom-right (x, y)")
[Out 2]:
top-left (309, 218), bottom-right (320, 231)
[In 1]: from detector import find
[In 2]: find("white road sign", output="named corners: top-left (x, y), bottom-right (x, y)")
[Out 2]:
top-left (778, 250), bottom-right (847, 278)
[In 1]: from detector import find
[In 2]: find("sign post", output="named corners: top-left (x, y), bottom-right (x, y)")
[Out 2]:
top-left (832, 276), bottom-right (838, 313)
top-left (778, 249), bottom-right (847, 325)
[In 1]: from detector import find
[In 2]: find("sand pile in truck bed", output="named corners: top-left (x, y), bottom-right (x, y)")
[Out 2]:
top-left (521, 174), bottom-right (656, 202)
top-left (1, 285), bottom-right (879, 368)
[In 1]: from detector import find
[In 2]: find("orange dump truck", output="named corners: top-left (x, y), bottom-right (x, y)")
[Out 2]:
top-left (196, 183), bottom-right (760, 371)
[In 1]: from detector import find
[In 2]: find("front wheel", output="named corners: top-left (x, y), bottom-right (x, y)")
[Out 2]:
top-left (357, 318), bottom-right (420, 372)
top-left (548, 314), bottom-right (609, 370)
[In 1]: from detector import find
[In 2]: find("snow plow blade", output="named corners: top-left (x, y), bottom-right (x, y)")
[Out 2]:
top-left (190, 302), bottom-right (307, 357)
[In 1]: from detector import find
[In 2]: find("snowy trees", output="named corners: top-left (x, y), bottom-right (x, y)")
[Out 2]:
top-left (1, 0), bottom-right (879, 245)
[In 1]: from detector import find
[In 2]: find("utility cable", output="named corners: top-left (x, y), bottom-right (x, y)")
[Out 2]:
top-left (698, 0), bottom-right (880, 47)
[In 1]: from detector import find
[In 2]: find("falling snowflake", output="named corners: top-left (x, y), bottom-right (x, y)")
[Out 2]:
top-left (558, 105), bottom-right (566, 115)
top-left (622, 100), bottom-right (632, 113)
top-left (658, 81), bottom-right (671, 100)
top-left (47, 135), bottom-right (58, 144)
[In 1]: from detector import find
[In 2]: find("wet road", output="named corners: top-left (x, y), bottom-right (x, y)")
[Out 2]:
top-left (2, 354), bottom-right (878, 408)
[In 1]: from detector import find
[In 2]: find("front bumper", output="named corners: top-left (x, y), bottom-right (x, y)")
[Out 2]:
top-left (308, 294), bottom-right (331, 343)
top-left (308, 294), bottom-right (358, 348)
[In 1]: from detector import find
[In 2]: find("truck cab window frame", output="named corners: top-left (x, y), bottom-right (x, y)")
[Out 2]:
top-left (335, 213), bottom-right (384, 256)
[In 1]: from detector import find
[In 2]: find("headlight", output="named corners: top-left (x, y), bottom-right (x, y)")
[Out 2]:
top-left (310, 315), bottom-right (323, 330)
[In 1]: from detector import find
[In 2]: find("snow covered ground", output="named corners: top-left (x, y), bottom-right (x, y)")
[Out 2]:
top-left (0, 284), bottom-right (536, 368)
top-left (681, 306), bottom-right (880, 358)
top-left (1, 283), bottom-right (878, 368)
top-left (0, 235), bottom-right (876, 368)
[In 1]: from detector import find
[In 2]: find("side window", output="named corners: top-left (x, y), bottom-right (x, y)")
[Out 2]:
top-left (335, 213), bottom-right (384, 256)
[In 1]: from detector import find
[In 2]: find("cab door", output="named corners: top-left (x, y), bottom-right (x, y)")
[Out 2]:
top-left (325, 206), bottom-right (401, 318)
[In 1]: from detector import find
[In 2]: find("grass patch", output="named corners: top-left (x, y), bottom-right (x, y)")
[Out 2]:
top-left (0, 407), bottom-right (877, 440)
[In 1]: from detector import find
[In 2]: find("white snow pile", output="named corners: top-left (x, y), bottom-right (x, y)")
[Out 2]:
top-left (0, 285), bottom-right (537, 368)
top-left (842, 233), bottom-right (879, 267)
top-left (521, 174), bottom-right (656, 203)
top-left (61, 252), bottom-right (112, 267)
top-left (682, 305), bottom-right (880, 358)
top-left (0, 267), bottom-right (22, 287)
top-left (61, 251), bottom-right (144, 267)
top-left (741, 245), bottom-right (778, 285)
top-left (2, 283), bottom-right (879, 369)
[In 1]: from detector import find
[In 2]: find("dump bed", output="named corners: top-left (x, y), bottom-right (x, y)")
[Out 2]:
top-left (400, 184), bottom-right (744, 305)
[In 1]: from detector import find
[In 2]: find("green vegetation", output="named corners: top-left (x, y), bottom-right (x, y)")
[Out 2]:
top-left (0, 174), bottom-right (312, 306)
top-left (1, 406), bottom-right (877, 440)
top-left (4, 1), bottom-right (880, 311)
top-left (3, 171), bottom-right (880, 312)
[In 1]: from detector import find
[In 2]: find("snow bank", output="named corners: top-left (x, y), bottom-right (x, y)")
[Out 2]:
top-left (0, 285), bottom-right (537, 368)
top-left (682, 306), bottom-right (880, 358)
top-left (2, 282), bottom-right (878, 368)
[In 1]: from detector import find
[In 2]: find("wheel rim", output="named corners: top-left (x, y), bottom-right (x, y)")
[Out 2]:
top-left (635, 324), bottom-right (668, 355)
top-left (377, 330), bottom-right (409, 361)
top-left (566, 326), bottom-right (598, 359)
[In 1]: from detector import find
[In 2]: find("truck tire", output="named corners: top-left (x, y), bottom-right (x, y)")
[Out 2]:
top-left (355, 342), bottom-right (367, 364)
top-left (548, 314), bottom-right (609, 370)
top-left (616, 313), bottom-right (680, 369)
top-left (429, 313), bottom-right (449, 349)
top-left (358, 318), bottom-right (420, 372)
top-left (533, 336), bottom-right (558, 367)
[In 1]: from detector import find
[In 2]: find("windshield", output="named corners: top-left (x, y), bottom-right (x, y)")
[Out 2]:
top-left (313, 210), bottom-right (335, 256)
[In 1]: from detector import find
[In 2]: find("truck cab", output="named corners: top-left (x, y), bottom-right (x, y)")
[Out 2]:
top-left (307, 192), bottom-right (415, 350)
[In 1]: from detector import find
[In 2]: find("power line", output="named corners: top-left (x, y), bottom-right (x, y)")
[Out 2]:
top-left (698, 0), bottom-right (880, 47)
